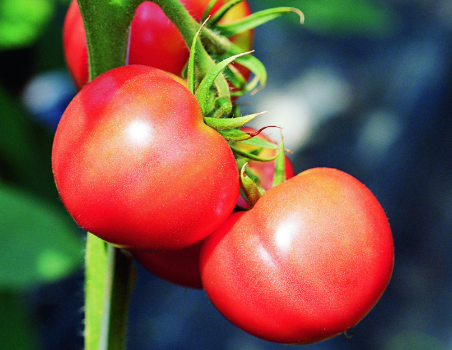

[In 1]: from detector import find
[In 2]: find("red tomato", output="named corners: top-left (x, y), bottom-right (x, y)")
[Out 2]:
top-left (63, 0), bottom-right (253, 90)
top-left (132, 240), bottom-right (204, 289)
top-left (52, 65), bottom-right (240, 250)
top-left (237, 126), bottom-right (295, 207)
top-left (201, 167), bottom-right (394, 344)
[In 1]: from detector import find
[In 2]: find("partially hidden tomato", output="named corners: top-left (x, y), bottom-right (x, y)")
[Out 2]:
top-left (52, 65), bottom-right (240, 250)
top-left (132, 240), bottom-right (204, 289)
top-left (200, 167), bottom-right (394, 344)
top-left (63, 0), bottom-right (253, 90)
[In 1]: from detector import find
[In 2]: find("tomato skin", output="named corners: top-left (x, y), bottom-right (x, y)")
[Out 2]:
top-left (201, 167), bottom-right (394, 344)
top-left (132, 240), bottom-right (204, 289)
top-left (63, 0), bottom-right (253, 90)
top-left (52, 65), bottom-right (240, 250)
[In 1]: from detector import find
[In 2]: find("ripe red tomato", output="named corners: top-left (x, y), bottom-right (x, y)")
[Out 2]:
top-left (132, 240), bottom-right (204, 289)
top-left (237, 126), bottom-right (295, 208)
top-left (200, 167), bottom-right (394, 344)
top-left (63, 0), bottom-right (253, 90)
top-left (52, 65), bottom-right (240, 250)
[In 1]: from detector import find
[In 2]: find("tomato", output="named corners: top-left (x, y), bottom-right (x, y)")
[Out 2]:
top-left (52, 65), bottom-right (240, 250)
top-left (200, 167), bottom-right (394, 344)
top-left (132, 240), bottom-right (203, 289)
top-left (236, 126), bottom-right (295, 208)
top-left (63, 0), bottom-right (253, 90)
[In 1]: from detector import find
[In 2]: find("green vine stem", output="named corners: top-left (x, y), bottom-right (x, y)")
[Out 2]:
top-left (77, 0), bottom-right (143, 80)
top-left (85, 235), bottom-right (134, 350)
top-left (76, 1), bottom-right (141, 350)
top-left (151, 0), bottom-right (232, 103)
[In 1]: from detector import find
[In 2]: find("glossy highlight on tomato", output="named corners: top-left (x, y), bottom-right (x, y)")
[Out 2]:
top-left (201, 167), bottom-right (394, 344)
top-left (63, 0), bottom-right (253, 90)
top-left (52, 65), bottom-right (240, 251)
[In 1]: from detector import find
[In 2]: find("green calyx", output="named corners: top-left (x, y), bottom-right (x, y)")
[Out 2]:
top-left (239, 163), bottom-right (265, 209)
top-left (234, 129), bottom-right (289, 208)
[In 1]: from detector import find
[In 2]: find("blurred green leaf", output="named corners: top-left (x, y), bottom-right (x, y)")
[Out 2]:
top-left (256, 0), bottom-right (398, 37)
top-left (383, 331), bottom-right (447, 350)
top-left (0, 290), bottom-right (38, 350)
top-left (0, 182), bottom-right (84, 289)
top-left (0, 85), bottom-right (57, 201)
top-left (0, 0), bottom-right (56, 50)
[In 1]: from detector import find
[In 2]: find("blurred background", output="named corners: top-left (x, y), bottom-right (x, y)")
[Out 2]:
top-left (1, 0), bottom-right (451, 349)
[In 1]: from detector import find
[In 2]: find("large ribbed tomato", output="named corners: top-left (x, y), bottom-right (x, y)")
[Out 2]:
top-left (52, 65), bottom-right (240, 250)
top-left (201, 167), bottom-right (394, 344)
top-left (63, 0), bottom-right (253, 90)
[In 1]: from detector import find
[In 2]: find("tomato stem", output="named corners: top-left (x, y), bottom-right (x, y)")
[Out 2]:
top-left (150, 0), bottom-right (231, 103)
top-left (99, 245), bottom-right (135, 350)
top-left (76, 1), bottom-right (141, 350)
top-left (84, 234), bottom-right (135, 350)
top-left (77, 0), bottom-right (143, 80)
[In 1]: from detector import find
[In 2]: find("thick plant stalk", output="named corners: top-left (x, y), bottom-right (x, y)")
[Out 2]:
top-left (75, 1), bottom-right (217, 349)
top-left (85, 235), bottom-right (134, 350)
top-left (76, 1), bottom-right (141, 350)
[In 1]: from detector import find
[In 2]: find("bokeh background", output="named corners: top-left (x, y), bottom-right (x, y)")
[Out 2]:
top-left (1, 0), bottom-right (452, 349)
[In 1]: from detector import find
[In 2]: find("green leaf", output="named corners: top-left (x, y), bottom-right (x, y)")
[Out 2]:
top-left (201, 0), bottom-right (221, 22)
top-left (204, 111), bottom-right (265, 130)
top-left (195, 50), bottom-right (252, 114)
top-left (238, 135), bottom-right (278, 149)
top-left (272, 130), bottom-right (286, 187)
top-left (0, 291), bottom-right (38, 350)
top-left (209, 0), bottom-right (245, 26)
top-left (383, 331), bottom-right (447, 350)
top-left (225, 47), bottom-right (267, 91)
top-left (239, 163), bottom-right (264, 208)
top-left (223, 64), bottom-right (247, 90)
top-left (218, 128), bottom-right (252, 141)
top-left (187, 19), bottom-right (206, 94)
top-left (257, 0), bottom-right (398, 37)
top-left (0, 86), bottom-right (56, 201)
top-left (0, 0), bottom-right (55, 50)
top-left (0, 183), bottom-right (84, 290)
top-left (216, 7), bottom-right (303, 37)
top-left (230, 144), bottom-right (279, 162)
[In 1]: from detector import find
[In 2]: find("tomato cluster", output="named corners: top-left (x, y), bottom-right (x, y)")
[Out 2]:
top-left (54, 0), bottom-right (394, 345)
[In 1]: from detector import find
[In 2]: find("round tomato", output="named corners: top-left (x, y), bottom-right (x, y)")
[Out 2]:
top-left (63, 0), bottom-right (253, 90)
top-left (132, 240), bottom-right (204, 289)
top-left (201, 167), bottom-right (394, 344)
top-left (52, 65), bottom-right (240, 250)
